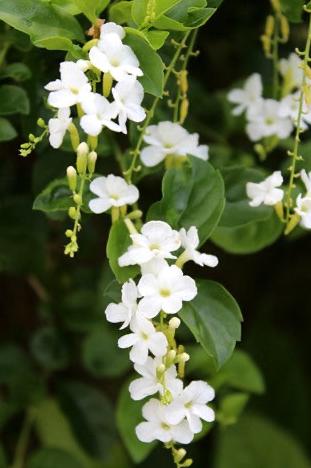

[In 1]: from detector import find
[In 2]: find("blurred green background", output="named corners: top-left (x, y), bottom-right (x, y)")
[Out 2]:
top-left (0, 1), bottom-right (310, 467)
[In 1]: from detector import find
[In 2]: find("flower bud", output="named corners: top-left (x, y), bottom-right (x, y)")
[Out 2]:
top-left (156, 364), bottom-right (166, 380)
top-left (88, 151), bottom-right (97, 174)
top-left (76, 142), bottom-right (89, 175)
top-left (175, 449), bottom-right (186, 463)
top-left (67, 166), bottom-right (77, 192)
top-left (280, 14), bottom-right (289, 42)
top-left (180, 352), bottom-right (190, 363)
top-left (65, 229), bottom-right (73, 238)
top-left (73, 193), bottom-right (82, 205)
top-left (270, 0), bottom-right (281, 12)
top-left (127, 209), bottom-right (143, 220)
top-left (29, 133), bottom-right (35, 142)
top-left (37, 117), bottom-right (46, 128)
top-left (165, 349), bottom-right (176, 367)
top-left (179, 70), bottom-right (188, 95)
top-left (169, 317), bottom-right (181, 329)
top-left (182, 459), bottom-right (193, 467)
top-left (68, 206), bottom-right (77, 219)
top-left (180, 98), bottom-right (189, 124)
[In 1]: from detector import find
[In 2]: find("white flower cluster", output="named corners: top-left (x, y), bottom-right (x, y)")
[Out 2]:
top-left (45, 22), bottom-right (146, 148)
top-left (140, 121), bottom-right (209, 167)
top-left (102, 217), bottom-right (218, 446)
top-left (228, 53), bottom-right (311, 142)
top-left (246, 169), bottom-right (311, 230)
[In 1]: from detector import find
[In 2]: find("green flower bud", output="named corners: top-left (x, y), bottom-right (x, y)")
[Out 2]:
top-left (76, 142), bottom-right (89, 175)
top-left (88, 151), bottom-right (97, 175)
top-left (67, 166), bottom-right (77, 192)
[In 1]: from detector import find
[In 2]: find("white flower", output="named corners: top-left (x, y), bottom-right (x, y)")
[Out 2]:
top-left (89, 34), bottom-right (142, 82)
top-left (227, 73), bottom-right (263, 117)
top-left (165, 381), bottom-right (215, 434)
top-left (118, 318), bottom-right (167, 364)
top-left (279, 53), bottom-right (304, 90)
top-left (45, 61), bottom-right (92, 108)
top-left (137, 264), bottom-right (197, 318)
top-left (295, 194), bottom-right (311, 229)
top-left (136, 398), bottom-right (194, 444)
top-left (129, 356), bottom-right (182, 401)
top-left (89, 175), bottom-right (139, 213)
top-left (105, 279), bottom-right (139, 330)
top-left (140, 121), bottom-right (208, 167)
top-left (112, 76), bottom-right (146, 133)
top-left (118, 221), bottom-right (181, 267)
top-left (300, 169), bottom-right (311, 195)
top-left (246, 171), bottom-right (284, 207)
top-left (179, 226), bottom-right (218, 268)
top-left (99, 22), bottom-right (125, 40)
top-left (80, 93), bottom-right (121, 136)
top-left (278, 92), bottom-right (311, 130)
top-left (48, 108), bottom-right (72, 149)
top-left (246, 99), bottom-right (293, 141)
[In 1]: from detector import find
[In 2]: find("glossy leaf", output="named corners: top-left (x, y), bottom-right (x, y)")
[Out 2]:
top-left (124, 34), bottom-right (164, 97)
top-left (109, 1), bottom-right (134, 25)
top-left (148, 158), bottom-right (225, 244)
top-left (30, 327), bottom-right (70, 371)
top-left (0, 85), bottom-right (29, 115)
top-left (106, 219), bottom-right (140, 283)
top-left (28, 448), bottom-right (84, 468)
top-left (280, 0), bottom-right (304, 22)
top-left (179, 280), bottom-right (242, 370)
top-left (72, 0), bottom-right (110, 22)
top-left (131, 0), bottom-right (183, 26)
top-left (116, 379), bottom-right (157, 463)
top-left (0, 63), bottom-right (31, 81)
top-left (217, 392), bottom-right (250, 426)
top-left (0, 118), bottom-right (17, 142)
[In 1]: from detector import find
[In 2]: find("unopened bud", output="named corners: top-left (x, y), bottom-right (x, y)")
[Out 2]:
top-left (270, 0), bottom-right (281, 12)
top-left (180, 352), bottom-right (190, 363)
top-left (127, 209), bottom-right (143, 220)
top-left (29, 133), bottom-right (35, 142)
top-left (175, 449), bottom-right (186, 463)
top-left (156, 364), bottom-right (166, 379)
top-left (68, 206), bottom-right (77, 219)
top-left (182, 459), bottom-right (193, 467)
top-left (76, 142), bottom-right (89, 174)
top-left (166, 349), bottom-right (176, 367)
top-left (265, 15), bottom-right (275, 37)
top-left (37, 117), bottom-right (46, 128)
top-left (179, 70), bottom-right (188, 95)
top-left (88, 151), bottom-right (97, 174)
top-left (65, 229), bottom-right (73, 238)
top-left (280, 14), bottom-right (289, 42)
top-left (67, 166), bottom-right (77, 192)
top-left (304, 84), bottom-right (311, 106)
top-left (180, 98), bottom-right (189, 124)
top-left (169, 317), bottom-right (181, 329)
top-left (73, 193), bottom-right (82, 205)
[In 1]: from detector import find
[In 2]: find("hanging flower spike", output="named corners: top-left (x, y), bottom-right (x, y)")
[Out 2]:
top-left (88, 175), bottom-right (139, 214)
top-left (140, 121), bottom-right (208, 168)
top-left (178, 226), bottom-right (219, 268)
top-left (48, 108), bottom-right (72, 149)
top-left (129, 356), bottom-right (182, 401)
top-left (118, 221), bottom-right (181, 266)
top-left (136, 398), bottom-right (194, 445)
top-left (118, 317), bottom-right (168, 365)
top-left (227, 73), bottom-right (263, 117)
top-left (246, 99), bottom-right (293, 141)
top-left (45, 61), bottom-right (92, 108)
top-left (246, 171), bottom-right (284, 207)
top-left (112, 76), bottom-right (146, 134)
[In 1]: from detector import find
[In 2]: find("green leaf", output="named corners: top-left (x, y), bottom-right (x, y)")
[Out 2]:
top-left (28, 448), bottom-right (84, 468)
top-left (30, 327), bottom-right (70, 371)
top-left (0, 85), bottom-right (29, 115)
top-left (82, 327), bottom-right (131, 378)
top-left (0, 118), bottom-right (17, 142)
top-left (57, 380), bottom-right (117, 461)
top-left (124, 34), bottom-right (164, 97)
top-left (131, 0), bottom-right (183, 26)
top-left (125, 27), bottom-right (169, 50)
top-left (33, 177), bottom-right (93, 214)
top-left (33, 36), bottom-right (74, 52)
top-left (211, 166), bottom-right (283, 254)
top-left (280, 0), bottom-right (304, 23)
top-left (72, 0), bottom-right (110, 22)
top-left (214, 413), bottom-right (311, 468)
top-left (116, 379), bottom-right (157, 463)
top-left (148, 158), bottom-right (225, 244)
top-left (0, 0), bottom-right (84, 47)
top-left (154, 0), bottom-right (217, 29)
top-left (179, 280), bottom-right (242, 370)
top-left (0, 63), bottom-right (31, 81)
top-left (217, 393), bottom-right (250, 426)
top-left (106, 219), bottom-right (140, 283)
top-left (51, 0), bottom-right (82, 16)
top-left (109, 1), bottom-right (134, 25)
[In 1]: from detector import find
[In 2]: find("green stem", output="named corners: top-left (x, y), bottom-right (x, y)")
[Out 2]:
top-left (285, 10), bottom-right (311, 223)
top-left (124, 31), bottom-right (191, 183)
top-left (10, 410), bottom-right (34, 468)
top-left (272, 13), bottom-right (280, 99)
top-left (0, 42), bottom-right (10, 69)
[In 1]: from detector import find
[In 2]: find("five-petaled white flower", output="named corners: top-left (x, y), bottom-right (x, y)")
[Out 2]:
top-left (118, 317), bottom-right (168, 364)
top-left (89, 33), bottom-right (143, 82)
top-left (279, 53), bottom-right (304, 91)
top-left (227, 73), bottom-right (263, 117)
top-left (89, 175), bottom-right (139, 214)
top-left (48, 108), bottom-right (72, 149)
top-left (80, 93), bottom-right (121, 136)
top-left (105, 279), bottom-right (139, 330)
top-left (129, 356), bottom-right (182, 401)
top-left (118, 221), bottom-right (181, 267)
top-left (165, 380), bottom-right (215, 434)
top-left (136, 398), bottom-right (194, 444)
top-left (295, 194), bottom-right (311, 229)
top-left (246, 171), bottom-right (284, 207)
top-left (112, 76), bottom-right (146, 133)
top-left (45, 61), bottom-right (92, 108)
top-left (179, 226), bottom-right (219, 268)
top-left (246, 99), bottom-right (293, 141)
top-left (137, 264), bottom-right (197, 317)
top-left (140, 121), bottom-right (208, 167)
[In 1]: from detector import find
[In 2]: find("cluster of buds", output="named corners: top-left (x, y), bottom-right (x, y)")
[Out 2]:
top-left (261, 0), bottom-right (289, 58)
